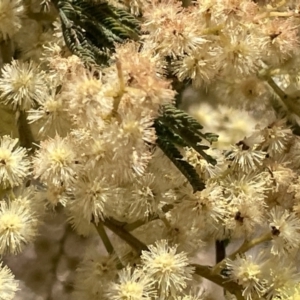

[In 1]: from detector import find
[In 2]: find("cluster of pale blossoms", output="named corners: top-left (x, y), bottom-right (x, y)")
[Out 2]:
top-left (1, 0), bottom-right (300, 299)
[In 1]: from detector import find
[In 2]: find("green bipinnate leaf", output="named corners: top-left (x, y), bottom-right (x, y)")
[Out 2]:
top-left (58, 0), bottom-right (140, 66)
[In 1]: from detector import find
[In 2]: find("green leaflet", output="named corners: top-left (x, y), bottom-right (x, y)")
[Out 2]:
top-left (156, 133), bottom-right (206, 193)
top-left (57, 0), bottom-right (140, 66)
top-left (155, 104), bottom-right (219, 192)
top-left (158, 104), bottom-right (218, 164)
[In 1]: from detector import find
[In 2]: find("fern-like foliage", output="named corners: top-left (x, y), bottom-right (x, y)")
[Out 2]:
top-left (155, 104), bottom-right (219, 192)
top-left (57, 0), bottom-right (140, 66)
top-left (154, 119), bottom-right (187, 148)
top-left (159, 104), bottom-right (218, 164)
top-left (155, 131), bottom-right (206, 193)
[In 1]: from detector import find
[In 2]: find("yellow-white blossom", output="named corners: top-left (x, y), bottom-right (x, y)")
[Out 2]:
top-left (107, 266), bottom-right (156, 300)
top-left (0, 60), bottom-right (47, 111)
top-left (141, 240), bottom-right (194, 298)
top-left (0, 0), bottom-right (24, 40)
top-left (0, 262), bottom-right (19, 300)
top-left (33, 135), bottom-right (79, 187)
top-left (0, 199), bottom-right (39, 255)
top-left (0, 136), bottom-right (30, 189)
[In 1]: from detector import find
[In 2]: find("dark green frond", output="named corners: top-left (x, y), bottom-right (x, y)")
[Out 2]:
top-left (162, 104), bottom-right (204, 131)
top-left (57, 0), bottom-right (140, 67)
top-left (156, 136), bottom-right (206, 193)
top-left (60, 11), bottom-right (109, 66)
top-left (154, 104), bottom-right (219, 192)
top-left (158, 104), bottom-right (218, 165)
top-left (71, 0), bottom-right (139, 39)
top-left (154, 119), bottom-right (187, 148)
top-left (204, 132), bottom-right (219, 144)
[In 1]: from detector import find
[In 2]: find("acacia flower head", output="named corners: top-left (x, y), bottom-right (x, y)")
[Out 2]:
top-left (213, 0), bottom-right (259, 24)
top-left (113, 42), bottom-right (176, 111)
top-left (142, 0), bottom-right (183, 35)
top-left (269, 206), bottom-right (300, 255)
top-left (63, 68), bottom-right (113, 129)
top-left (221, 171), bottom-right (269, 203)
top-left (72, 251), bottom-right (117, 299)
top-left (164, 209), bottom-right (205, 255)
top-left (27, 87), bottom-right (70, 137)
top-left (260, 17), bottom-right (300, 64)
top-left (175, 289), bottom-right (206, 300)
top-left (97, 112), bottom-right (155, 181)
top-left (0, 60), bottom-right (47, 111)
top-left (141, 240), bottom-right (194, 298)
top-left (123, 172), bottom-right (161, 220)
top-left (66, 203), bottom-right (96, 237)
top-left (226, 253), bottom-right (266, 300)
top-left (224, 199), bottom-right (266, 238)
top-left (0, 0), bottom-right (24, 40)
top-left (172, 47), bottom-right (220, 88)
top-left (107, 266), bottom-right (156, 300)
top-left (0, 262), bottom-right (19, 300)
top-left (227, 139), bottom-right (267, 173)
top-left (0, 136), bottom-right (30, 189)
top-left (33, 135), bottom-right (79, 187)
top-left (0, 199), bottom-right (39, 255)
top-left (215, 76), bottom-right (271, 111)
top-left (177, 183), bottom-right (227, 229)
top-left (219, 26), bottom-right (264, 76)
top-left (67, 170), bottom-right (118, 224)
top-left (258, 119), bottom-right (293, 157)
top-left (37, 183), bottom-right (68, 209)
top-left (263, 257), bottom-right (300, 300)
top-left (144, 8), bottom-right (209, 59)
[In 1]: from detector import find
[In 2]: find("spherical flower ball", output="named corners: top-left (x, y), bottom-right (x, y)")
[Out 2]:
top-left (0, 136), bottom-right (30, 189)
top-left (0, 0), bottom-right (24, 40)
top-left (32, 135), bottom-right (79, 188)
top-left (107, 266), bottom-right (156, 300)
top-left (0, 199), bottom-right (39, 255)
top-left (0, 262), bottom-right (19, 300)
top-left (0, 60), bottom-right (47, 111)
top-left (141, 239), bottom-right (194, 298)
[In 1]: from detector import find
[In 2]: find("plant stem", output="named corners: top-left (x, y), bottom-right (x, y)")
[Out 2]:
top-left (103, 218), bottom-right (148, 254)
top-left (261, 73), bottom-right (300, 118)
top-left (94, 221), bottom-right (114, 254)
top-left (264, 76), bottom-right (287, 101)
top-left (112, 60), bottom-right (125, 113)
top-left (212, 232), bottom-right (272, 275)
top-left (104, 217), bottom-right (245, 297)
top-left (17, 111), bottom-right (37, 153)
top-left (123, 204), bottom-right (173, 231)
top-left (216, 240), bottom-right (226, 263)
top-left (124, 215), bottom-right (159, 231)
top-left (27, 11), bottom-right (57, 23)
top-left (0, 39), bottom-right (13, 69)
top-left (94, 221), bottom-right (123, 269)
top-left (228, 232), bottom-right (272, 260)
top-left (193, 264), bottom-right (244, 300)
